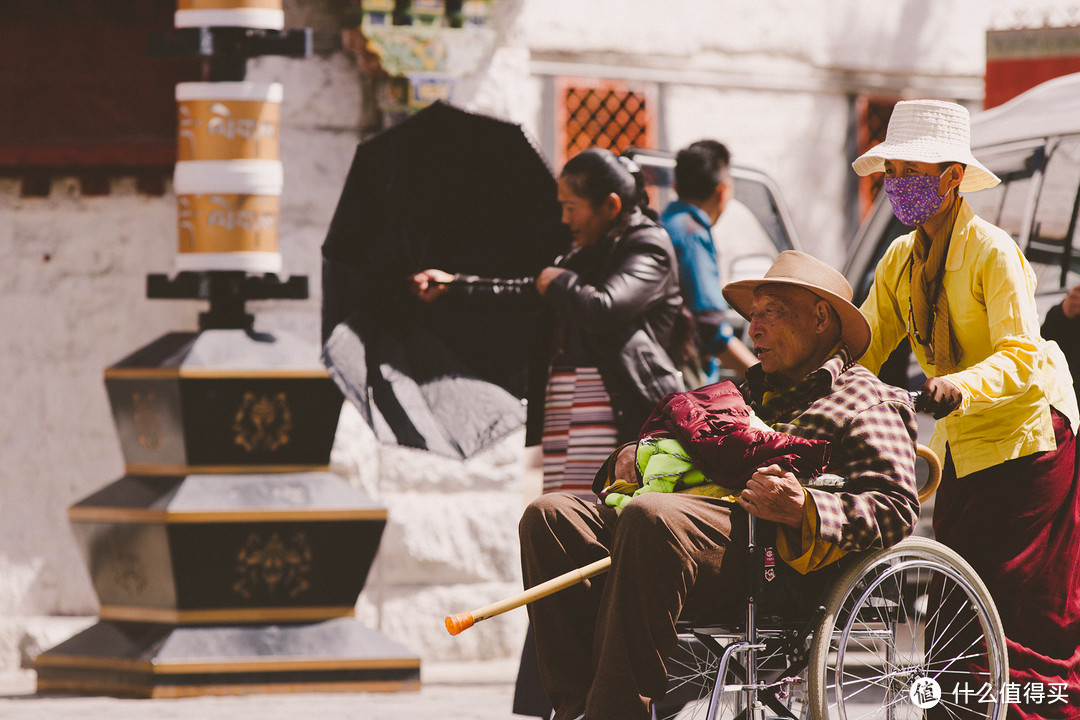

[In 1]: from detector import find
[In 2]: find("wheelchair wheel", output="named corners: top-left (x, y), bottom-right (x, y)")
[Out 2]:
top-left (659, 630), bottom-right (810, 719)
top-left (808, 536), bottom-right (1008, 719)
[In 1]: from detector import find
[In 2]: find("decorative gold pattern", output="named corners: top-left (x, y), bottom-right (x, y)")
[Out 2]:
top-left (232, 392), bottom-right (292, 452)
top-left (106, 532), bottom-right (148, 597)
top-left (233, 531), bottom-right (312, 599)
top-left (132, 392), bottom-right (164, 451)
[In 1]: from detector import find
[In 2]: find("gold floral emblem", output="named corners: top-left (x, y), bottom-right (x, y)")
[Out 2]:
top-left (232, 391), bottom-right (292, 452)
top-left (107, 530), bottom-right (147, 596)
top-left (233, 531), bottom-right (312, 599)
top-left (132, 392), bottom-right (164, 451)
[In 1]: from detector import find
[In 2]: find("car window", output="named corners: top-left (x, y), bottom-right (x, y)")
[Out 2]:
top-left (847, 198), bottom-right (907, 305)
top-left (964, 143), bottom-right (1044, 241)
top-left (730, 175), bottom-right (795, 257)
top-left (712, 196), bottom-right (779, 286)
top-left (1027, 135), bottom-right (1080, 297)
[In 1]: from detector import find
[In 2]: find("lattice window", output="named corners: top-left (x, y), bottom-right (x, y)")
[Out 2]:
top-left (857, 96), bottom-right (898, 219)
top-left (556, 78), bottom-right (654, 169)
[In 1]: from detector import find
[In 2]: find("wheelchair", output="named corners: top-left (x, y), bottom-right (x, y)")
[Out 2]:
top-left (655, 446), bottom-right (1009, 720)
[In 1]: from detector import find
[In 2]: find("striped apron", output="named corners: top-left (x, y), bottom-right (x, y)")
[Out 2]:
top-left (541, 367), bottom-right (618, 498)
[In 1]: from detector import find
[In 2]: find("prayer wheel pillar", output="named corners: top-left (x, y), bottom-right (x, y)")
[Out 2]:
top-left (32, 1), bottom-right (420, 698)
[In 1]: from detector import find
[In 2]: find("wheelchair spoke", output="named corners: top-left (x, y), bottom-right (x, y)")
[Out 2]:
top-left (809, 538), bottom-right (1008, 719)
top-left (660, 632), bottom-right (810, 720)
top-left (667, 539), bottom-right (1006, 720)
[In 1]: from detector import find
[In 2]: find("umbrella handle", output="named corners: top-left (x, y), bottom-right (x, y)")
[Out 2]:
top-left (445, 556), bottom-right (612, 635)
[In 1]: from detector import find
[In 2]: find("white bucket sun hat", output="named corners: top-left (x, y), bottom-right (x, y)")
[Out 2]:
top-left (852, 99), bottom-right (1000, 192)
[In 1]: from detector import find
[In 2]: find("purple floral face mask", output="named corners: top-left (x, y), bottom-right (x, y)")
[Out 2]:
top-left (883, 173), bottom-right (946, 226)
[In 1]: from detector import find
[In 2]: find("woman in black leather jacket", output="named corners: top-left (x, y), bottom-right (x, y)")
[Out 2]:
top-left (413, 147), bottom-right (686, 720)
top-left (411, 148), bottom-right (686, 498)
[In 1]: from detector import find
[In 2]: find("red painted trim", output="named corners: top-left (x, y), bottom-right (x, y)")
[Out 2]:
top-left (985, 57), bottom-right (1080, 109)
top-left (0, 142), bottom-right (178, 167)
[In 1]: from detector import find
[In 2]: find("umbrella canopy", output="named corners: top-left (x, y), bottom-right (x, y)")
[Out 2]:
top-left (321, 102), bottom-right (571, 460)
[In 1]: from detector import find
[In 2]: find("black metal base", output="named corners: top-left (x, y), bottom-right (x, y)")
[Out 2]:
top-left (68, 472), bottom-right (387, 622)
top-left (34, 618), bottom-right (421, 698)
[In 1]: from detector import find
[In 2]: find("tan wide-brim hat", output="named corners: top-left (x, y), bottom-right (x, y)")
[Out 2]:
top-left (852, 99), bottom-right (1000, 193)
top-left (722, 250), bottom-right (872, 360)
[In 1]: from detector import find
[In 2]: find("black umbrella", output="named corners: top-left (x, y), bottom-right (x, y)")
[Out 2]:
top-left (321, 101), bottom-right (571, 460)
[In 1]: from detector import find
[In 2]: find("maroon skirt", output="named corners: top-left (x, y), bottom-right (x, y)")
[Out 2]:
top-left (935, 409), bottom-right (1080, 719)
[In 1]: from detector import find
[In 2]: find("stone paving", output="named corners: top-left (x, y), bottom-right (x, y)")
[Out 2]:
top-left (0, 661), bottom-right (522, 720)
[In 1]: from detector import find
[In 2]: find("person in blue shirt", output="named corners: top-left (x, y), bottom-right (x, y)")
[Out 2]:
top-left (661, 140), bottom-right (757, 386)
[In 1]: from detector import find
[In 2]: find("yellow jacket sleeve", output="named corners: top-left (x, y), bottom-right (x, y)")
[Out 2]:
top-left (858, 234), bottom-right (912, 376)
top-left (775, 489), bottom-right (847, 574)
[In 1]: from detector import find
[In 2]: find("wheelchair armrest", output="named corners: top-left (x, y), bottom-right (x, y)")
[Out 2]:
top-left (803, 443), bottom-right (940, 503)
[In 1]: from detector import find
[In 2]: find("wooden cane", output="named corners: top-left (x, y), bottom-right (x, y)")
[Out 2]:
top-left (445, 556), bottom-right (612, 635)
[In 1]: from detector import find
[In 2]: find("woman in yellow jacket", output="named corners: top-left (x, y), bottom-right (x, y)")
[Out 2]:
top-left (855, 99), bottom-right (1080, 719)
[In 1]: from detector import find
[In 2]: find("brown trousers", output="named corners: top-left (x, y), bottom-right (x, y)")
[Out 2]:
top-left (519, 492), bottom-right (750, 720)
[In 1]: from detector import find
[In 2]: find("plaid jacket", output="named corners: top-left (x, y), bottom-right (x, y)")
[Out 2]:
top-left (744, 351), bottom-right (920, 552)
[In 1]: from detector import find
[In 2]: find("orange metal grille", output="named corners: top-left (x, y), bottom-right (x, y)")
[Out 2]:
top-left (556, 78), bottom-right (653, 168)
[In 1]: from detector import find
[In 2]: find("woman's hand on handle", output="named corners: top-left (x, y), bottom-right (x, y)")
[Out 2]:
top-left (915, 377), bottom-right (962, 419)
top-left (535, 266), bottom-right (567, 295)
top-left (410, 268), bottom-right (455, 302)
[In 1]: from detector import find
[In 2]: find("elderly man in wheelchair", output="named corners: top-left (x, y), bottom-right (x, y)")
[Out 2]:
top-left (519, 251), bottom-right (1007, 720)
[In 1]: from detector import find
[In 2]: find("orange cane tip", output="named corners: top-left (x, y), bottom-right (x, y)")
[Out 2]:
top-left (445, 613), bottom-right (474, 636)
